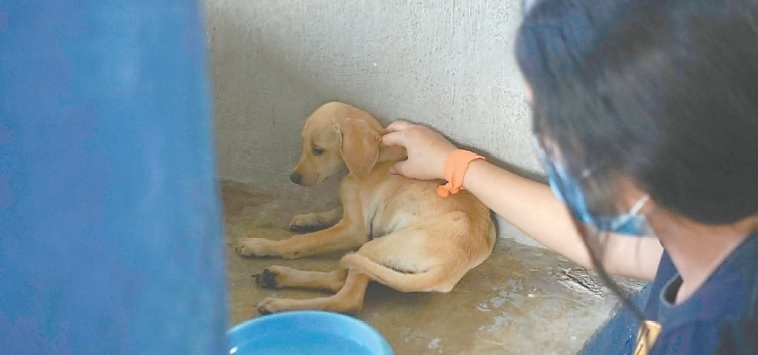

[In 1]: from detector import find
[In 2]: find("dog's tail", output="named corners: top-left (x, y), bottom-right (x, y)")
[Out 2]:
top-left (340, 253), bottom-right (460, 293)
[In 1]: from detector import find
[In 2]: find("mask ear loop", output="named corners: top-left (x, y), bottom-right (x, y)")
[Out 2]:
top-left (628, 194), bottom-right (651, 216)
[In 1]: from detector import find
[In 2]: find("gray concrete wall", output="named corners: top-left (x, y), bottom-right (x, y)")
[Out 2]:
top-left (205, 0), bottom-right (546, 246)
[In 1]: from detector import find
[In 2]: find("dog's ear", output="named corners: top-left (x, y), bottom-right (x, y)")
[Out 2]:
top-left (336, 117), bottom-right (380, 179)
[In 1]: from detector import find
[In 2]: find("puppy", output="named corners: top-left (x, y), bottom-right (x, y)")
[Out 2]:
top-left (236, 102), bottom-right (496, 314)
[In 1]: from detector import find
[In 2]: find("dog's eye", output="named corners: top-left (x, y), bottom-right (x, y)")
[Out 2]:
top-left (311, 146), bottom-right (325, 156)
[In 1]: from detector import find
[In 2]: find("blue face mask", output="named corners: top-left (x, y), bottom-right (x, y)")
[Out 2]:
top-left (534, 138), bottom-right (652, 237)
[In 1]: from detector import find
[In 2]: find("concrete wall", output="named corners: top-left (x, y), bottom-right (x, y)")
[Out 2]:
top-left (205, 0), bottom-right (546, 246)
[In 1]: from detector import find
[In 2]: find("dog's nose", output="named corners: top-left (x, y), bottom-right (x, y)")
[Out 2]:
top-left (289, 172), bottom-right (302, 185)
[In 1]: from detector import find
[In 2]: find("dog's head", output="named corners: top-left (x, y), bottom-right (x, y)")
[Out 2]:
top-left (290, 102), bottom-right (383, 186)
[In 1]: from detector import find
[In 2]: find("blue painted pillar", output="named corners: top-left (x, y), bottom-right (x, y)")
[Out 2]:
top-left (0, 1), bottom-right (228, 353)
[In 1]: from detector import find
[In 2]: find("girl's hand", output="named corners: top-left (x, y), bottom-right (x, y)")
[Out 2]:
top-left (381, 120), bottom-right (457, 180)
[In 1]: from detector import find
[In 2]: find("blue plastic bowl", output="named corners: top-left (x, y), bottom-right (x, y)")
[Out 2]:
top-left (227, 311), bottom-right (394, 355)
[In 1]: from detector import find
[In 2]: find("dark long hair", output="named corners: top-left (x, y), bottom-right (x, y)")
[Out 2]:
top-left (516, 0), bottom-right (758, 318)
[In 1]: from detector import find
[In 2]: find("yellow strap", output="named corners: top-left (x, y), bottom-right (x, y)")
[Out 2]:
top-left (633, 320), bottom-right (662, 355)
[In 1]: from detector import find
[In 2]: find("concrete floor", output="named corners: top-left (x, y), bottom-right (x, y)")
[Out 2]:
top-left (222, 180), bottom-right (641, 354)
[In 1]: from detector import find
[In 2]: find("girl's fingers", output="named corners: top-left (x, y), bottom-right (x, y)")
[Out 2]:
top-left (384, 119), bottom-right (412, 133)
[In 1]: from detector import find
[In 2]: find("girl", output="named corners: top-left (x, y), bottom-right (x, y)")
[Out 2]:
top-left (381, 0), bottom-right (758, 353)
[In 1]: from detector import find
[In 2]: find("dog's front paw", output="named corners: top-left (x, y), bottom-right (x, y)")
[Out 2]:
top-left (288, 213), bottom-right (326, 232)
top-left (235, 238), bottom-right (277, 257)
top-left (256, 297), bottom-right (291, 315)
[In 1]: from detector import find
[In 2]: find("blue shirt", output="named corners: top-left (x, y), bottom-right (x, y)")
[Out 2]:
top-left (643, 231), bottom-right (758, 354)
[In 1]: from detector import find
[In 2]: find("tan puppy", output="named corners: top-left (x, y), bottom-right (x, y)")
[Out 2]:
top-left (236, 102), bottom-right (496, 314)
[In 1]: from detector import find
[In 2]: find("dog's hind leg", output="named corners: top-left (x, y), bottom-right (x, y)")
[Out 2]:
top-left (341, 211), bottom-right (493, 293)
top-left (287, 206), bottom-right (343, 232)
top-left (255, 269), bottom-right (370, 315)
top-left (254, 265), bottom-right (347, 293)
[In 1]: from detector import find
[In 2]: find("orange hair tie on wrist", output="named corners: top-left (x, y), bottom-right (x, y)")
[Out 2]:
top-left (436, 149), bottom-right (485, 198)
